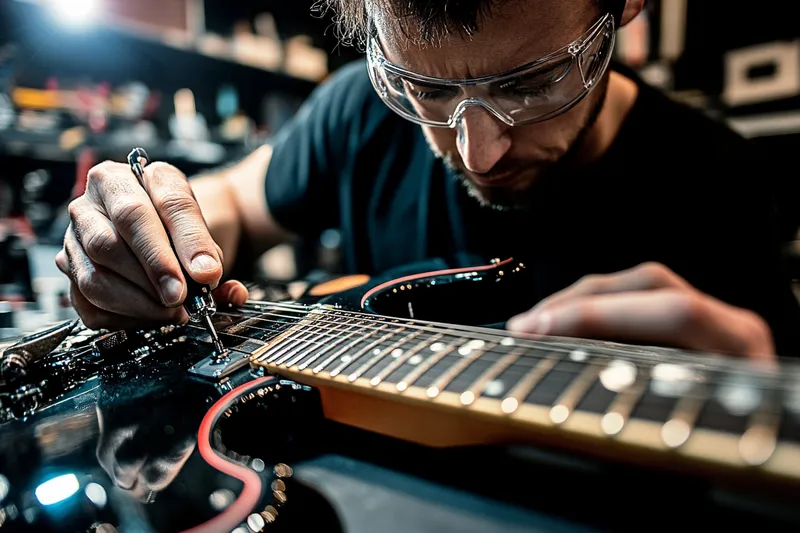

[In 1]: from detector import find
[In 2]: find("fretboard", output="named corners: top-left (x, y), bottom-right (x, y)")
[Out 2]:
top-left (210, 303), bottom-right (800, 486)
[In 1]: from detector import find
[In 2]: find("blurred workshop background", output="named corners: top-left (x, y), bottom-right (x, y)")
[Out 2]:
top-left (0, 0), bottom-right (798, 337)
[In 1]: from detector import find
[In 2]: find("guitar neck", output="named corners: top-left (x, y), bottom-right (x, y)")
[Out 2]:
top-left (227, 302), bottom-right (800, 488)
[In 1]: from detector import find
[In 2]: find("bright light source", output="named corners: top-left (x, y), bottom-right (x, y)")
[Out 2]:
top-left (34, 474), bottom-right (80, 506)
top-left (48, 0), bottom-right (100, 28)
top-left (84, 482), bottom-right (107, 508)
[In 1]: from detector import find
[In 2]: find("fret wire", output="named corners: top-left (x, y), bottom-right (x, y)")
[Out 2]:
top-left (285, 318), bottom-right (364, 369)
top-left (190, 321), bottom-right (792, 446)
top-left (312, 325), bottom-right (390, 374)
top-left (426, 342), bottom-right (497, 398)
top-left (237, 302), bottom-right (800, 373)
top-left (256, 322), bottom-right (314, 364)
top-left (329, 328), bottom-right (407, 377)
top-left (396, 343), bottom-right (456, 392)
top-left (297, 320), bottom-right (370, 370)
top-left (195, 313), bottom-right (783, 388)
top-left (499, 352), bottom-right (561, 414)
top-left (369, 334), bottom-right (444, 386)
top-left (548, 362), bottom-right (606, 425)
top-left (258, 312), bottom-right (329, 363)
top-left (263, 314), bottom-right (344, 364)
top-left (601, 377), bottom-right (649, 436)
top-left (459, 352), bottom-right (519, 405)
top-left (313, 324), bottom-right (389, 374)
top-left (212, 311), bottom-right (588, 376)
top-left (216, 311), bottom-right (796, 384)
top-left (347, 330), bottom-right (424, 383)
top-left (661, 382), bottom-right (708, 449)
top-left (215, 311), bottom-right (589, 372)
top-left (270, 315), bottom-right (353, 366)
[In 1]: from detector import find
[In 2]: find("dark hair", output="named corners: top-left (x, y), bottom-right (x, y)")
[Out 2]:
top-left (315, 0), bottom-right (626, 48)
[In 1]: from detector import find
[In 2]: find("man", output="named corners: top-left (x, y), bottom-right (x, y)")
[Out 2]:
top-left (55, 0), bottom-right (800, 359)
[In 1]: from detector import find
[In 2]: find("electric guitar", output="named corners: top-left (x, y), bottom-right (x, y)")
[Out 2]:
top-left (0, 258), bottom-right (798, 533)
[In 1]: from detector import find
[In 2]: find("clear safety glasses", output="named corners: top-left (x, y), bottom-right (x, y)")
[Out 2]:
top-left (366, 13), bottom-right (616, 128)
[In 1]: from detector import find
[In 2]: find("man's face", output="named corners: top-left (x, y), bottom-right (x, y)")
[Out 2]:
top-left (375, 0), bottom-right (609, 209)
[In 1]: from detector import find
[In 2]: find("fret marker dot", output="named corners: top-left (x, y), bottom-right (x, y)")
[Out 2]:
top-left (397, 382), bottom-right (408, 391)
top-left (739, 426), bottom-right (777, 466)
top-left (501, 397), bottom-right (518, 414)
top-left (661, 419), bottom-right (691, 448)
top-left (458, 345), bottom-right (472, 356)
top-left (601, 412), bottom-right (625, 435)
top-left (409, 355), bottom-right (423, 365)
top-left (391, 348), bottom-right (404, 358)
top-left (484, 379), bottom-right (504, 397)
top-left (427, 387), bottom-right (439, 398)
top-left (370, 377), bottom-right (381, 386)
top-left (373, 348), bottom-right (382, 356)
top-left (460, 391), bottom-right (475, 405)
top-left (430, 342), bottom-right (445, 352)
top-left (549, 405), bottom-right (570, 424)
top-left (348, 373), bottom-right (359, 382)
top-left (500, 337), bottom-right (515, 346)
top-left (341, 355), bottom-right (352, 364)
top-left (569, 350), bottom-right (588, 362)
top-left (467, 339), bottom-right (485, 350)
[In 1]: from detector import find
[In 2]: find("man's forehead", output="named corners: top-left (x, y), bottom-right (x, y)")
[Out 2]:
top-left (374, 0), bottom-right (597, 79)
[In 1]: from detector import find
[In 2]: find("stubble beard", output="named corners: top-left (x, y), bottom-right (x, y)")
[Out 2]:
top-left (430, 81), bottom-right (610, 211)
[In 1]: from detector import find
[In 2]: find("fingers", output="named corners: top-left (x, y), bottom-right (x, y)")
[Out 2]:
top-left (508, 289), bottom-right (775, 359)
top-left (533, 262), bottom-right (692, 313)
top-left (70, 283), bottom-right (188, 331)
top-left (85, 162), bottom-right (187, 307)
top-left (68, 196), bottom-right (156, 298)
top-left (212, 280), bottom-right (249, 306)
top-left (63, 227), bottom-right (185, 322)
top-left (140, 162), bottom-right (223, 287)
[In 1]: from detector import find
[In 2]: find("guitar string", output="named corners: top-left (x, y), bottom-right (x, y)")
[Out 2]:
top-left (210, 307), bottom-right (711, 370)
top-left (183, 320), bottom-right (788, 403)
top-left (215, 302), bottom-right (796, 378)
top-left (184, 309), bottom-right (795, 390)
top-left (218, 303), bottom-right (796, 375)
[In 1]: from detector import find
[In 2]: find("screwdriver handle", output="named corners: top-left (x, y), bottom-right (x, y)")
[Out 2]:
top-left (127, 148), bottom-right (217, 322)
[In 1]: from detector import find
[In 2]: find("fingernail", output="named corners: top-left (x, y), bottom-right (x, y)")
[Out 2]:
top-left (160, 276), bottom-right (184, 306)
top-left (191, 254), bottom-right (217, 273)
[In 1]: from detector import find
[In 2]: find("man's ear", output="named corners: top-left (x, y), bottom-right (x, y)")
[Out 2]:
top-left (618, 0), bottom-right (646, 27)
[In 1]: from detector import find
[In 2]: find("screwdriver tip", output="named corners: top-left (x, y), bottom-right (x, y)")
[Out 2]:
top-left (202, 314), bottom-right (226, 355)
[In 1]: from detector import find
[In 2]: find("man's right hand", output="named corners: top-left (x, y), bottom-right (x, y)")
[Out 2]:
top-left (56, 160), bottom-right (248, 330)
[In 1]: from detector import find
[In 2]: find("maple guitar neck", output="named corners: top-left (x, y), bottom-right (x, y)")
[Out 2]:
top-left (229, 300), bottom-right (800, 492)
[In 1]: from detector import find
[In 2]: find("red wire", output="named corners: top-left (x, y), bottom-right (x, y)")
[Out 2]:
top-left (180, 376), bottom-right (271, 533)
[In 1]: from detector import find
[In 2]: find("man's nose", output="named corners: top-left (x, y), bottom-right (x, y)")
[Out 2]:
top-left (455, 107), bottom-right (512, 174)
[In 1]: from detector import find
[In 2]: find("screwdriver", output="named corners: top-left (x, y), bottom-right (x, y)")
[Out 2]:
top-left (127, 147), bottom-right (226, 356)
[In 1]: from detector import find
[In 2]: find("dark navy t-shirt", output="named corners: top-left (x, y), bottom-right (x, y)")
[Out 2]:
top-left (264, 59), bottom-right (800, 356)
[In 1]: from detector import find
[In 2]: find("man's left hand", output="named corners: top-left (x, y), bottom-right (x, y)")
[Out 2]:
top-left (506, 262), bottom-right (774, 360)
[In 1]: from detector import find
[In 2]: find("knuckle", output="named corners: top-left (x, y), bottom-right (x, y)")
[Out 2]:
top-left (156, 191), bottom-right (197, 218)
top-left (112, 199), bottom-right (150, 230)
top-left (87, 160), bottom-right (117, 183)
top-left (67, 197), bottom-right (87, 221)
top-left (84, 227), bottom-right (120, 263)
top-left (74, 267), bottom-right (101, 297)
top-left (577, 273), bottom-right (604, 291)
top-left (638, 261), bottom-right (673, 284)
top-left (666, 290), bottom-right (706, 328)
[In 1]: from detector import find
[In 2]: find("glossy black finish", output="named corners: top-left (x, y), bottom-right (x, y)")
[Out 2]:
top-left (1, 269), bottom-right (800, 533)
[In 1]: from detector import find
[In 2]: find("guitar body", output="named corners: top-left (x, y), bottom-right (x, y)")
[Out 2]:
top-left (0, 259), bottom-right (798, 533)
